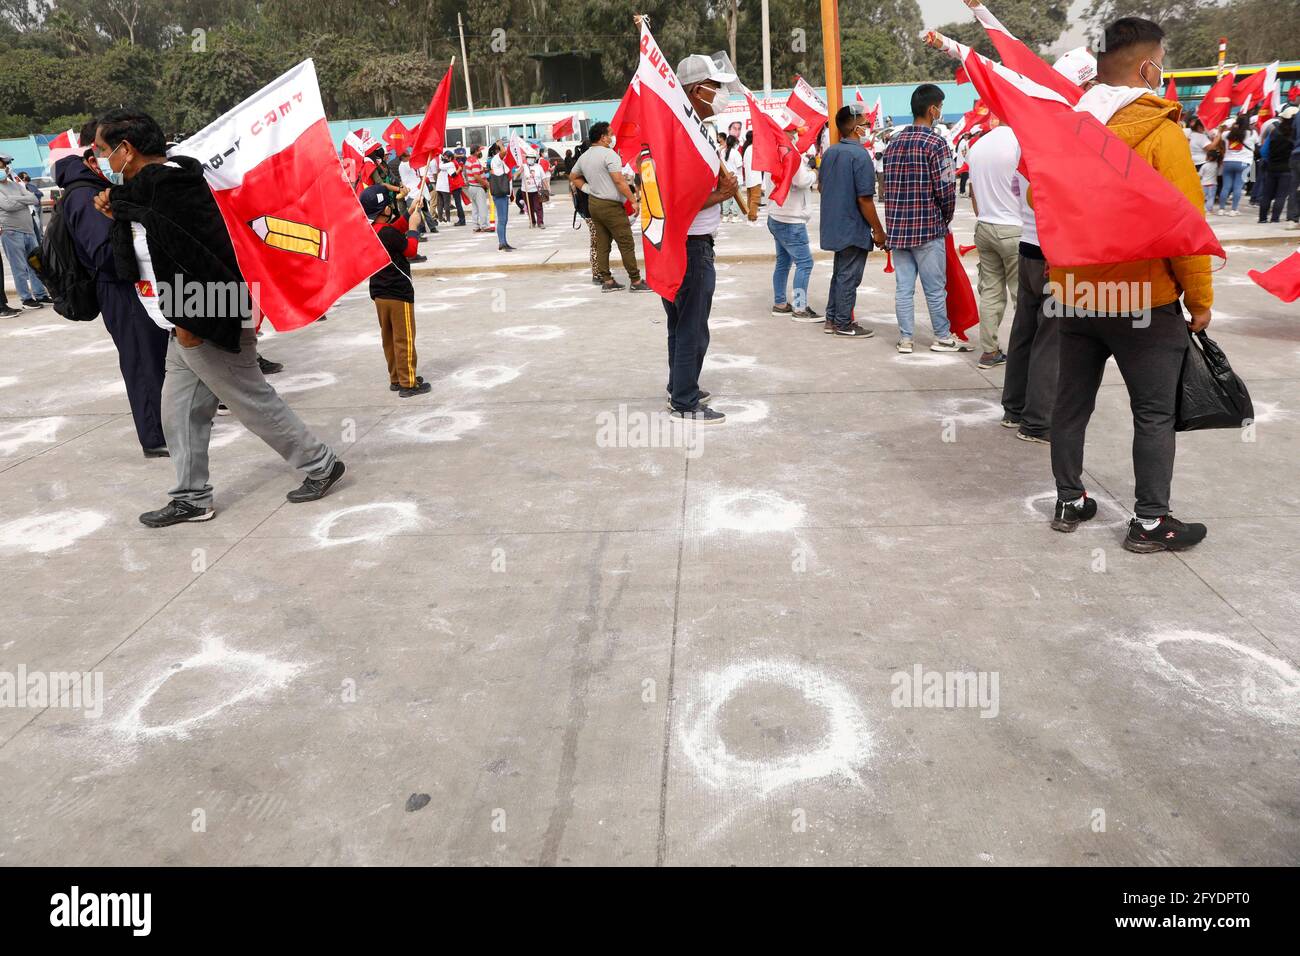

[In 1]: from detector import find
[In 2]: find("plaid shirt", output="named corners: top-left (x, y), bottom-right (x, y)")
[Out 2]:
top-left (882, 125), bottom-right (956, 249)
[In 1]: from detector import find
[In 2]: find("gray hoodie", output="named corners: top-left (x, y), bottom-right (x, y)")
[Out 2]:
top-left (0, 175), bottom-right (38, 234)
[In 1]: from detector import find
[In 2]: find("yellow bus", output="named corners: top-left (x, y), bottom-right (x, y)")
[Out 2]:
top-left (1163, 60), bottom-right (1300, 116)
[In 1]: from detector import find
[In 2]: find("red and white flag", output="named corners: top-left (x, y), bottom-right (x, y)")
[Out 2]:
top-left (784, 76), bottom-right (828, 153)
top-left (43, 127), bottom-right (81, 169)
top-left (175, 59), bottom-right (390, 332)
top-left (745, 91), bottom-right (801, 205)
top-left (502, 133), bottom-right (529, 171)
top-left (607, 21), bottom-right (721, 299)
top-left (957, 42), bottom-right (1224, 267)
top-left (1231, 61), bottom-right (1280, 116)
top-left (872, 95), bottom-right (885, 129)
top-left (407, 63), bottom-right (454, 169)
top-left (1248, 249), bottom-right (1300, 303)
top-left (341, 127), bottom-right (379, 187)
top-left (551, 114), bottom-right (576, 140)
top-left (966, 3), bottom-right (1084, 105)
top-left (382, 117), bottom-right (410, 153)
top-left (1197, 70), bottom-right (1236, 129)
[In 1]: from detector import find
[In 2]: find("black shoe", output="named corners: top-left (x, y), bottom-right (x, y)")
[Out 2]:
top-left (670, 405), bottom-right (726, 424)
top-left (142, 446), bottom-right (170, 458)
top-left (665, 389), bottom-right (710, 408)
top-left (390, 375), bottom-right (426, 392)
top-left (35, 294), bottom-right (54, 304)
top-left (140, 499), bottom-right (214, 527)
top-left (1123, 515), bottom-right (1207, 553)
top-left (628, 280), bottom-right (652, 292)
top-left (771, 303), bottom-right (794, 315)
top-left (591, 276), bottom-right (603, 285)
top-left (216, 403), bottom-right (231, 416)
top-left (1051, 495), bottom-right (1098, 532)
top-left (407, 254), bottom-right (428, 263)
top-left (601, 279), bottom-right (625, 292)
top-left (0, 306), bottom-right (20, 318)
top-left (398, 381), bottom-right (432, 398)
top-left (1000, 415), bottom-right (1020, 429)
top-left (20, 299), bottom-right (42, 310)
top-left (499, 244), bottom-right (517, 252)
top-left (287, 460), bottom-right (346, 503)
top-left (257, 355), bottom-right (284, 375)
top-left (833, 322), bottom-right (874, 337)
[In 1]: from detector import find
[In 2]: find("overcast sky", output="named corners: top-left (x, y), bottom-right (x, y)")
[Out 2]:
top-left (917, 0), bottom-right (1092, 54)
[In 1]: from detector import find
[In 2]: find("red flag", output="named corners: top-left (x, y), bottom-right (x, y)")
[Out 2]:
top-left (551, 114), bottom-right (575, 140)
top-left (959, 43), bottom-right (1224, 267)
top-left (43, 127), bottom-right (81, 169)
top-left (967, 3), bottom-right (1083, 105)
top-left (175, 60), bottom-right (390, 332)
top-left (1290, 86), bottom-right (1300, 103)
top-left (1197, 71), bottom-right (1236, 129)
top-left (945, 233), bottom-right (979, 342)
top-left (955, 64), bottom-right (970, 85)
top-left (784, 76), bottom-right (828, 153)
top-left (501, 134), bottom-right (528, 171)
top-left (408, 63), bottom-right (454, 169)
top-left (745, 91), bottom-right (801, 206)
top-left (382, 117), bottom-right (410, 152)
top-left (1164, 77), bottom-right (1178, 101)
top-left (610, 21), bottom-right (722, 300)
top-left (1248, 250), bottom-right (1300, 303)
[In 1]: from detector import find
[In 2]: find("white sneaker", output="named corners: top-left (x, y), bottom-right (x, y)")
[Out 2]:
top-left (896, 337), bottom-right (913, 354)
top-left (1284, 222), bottom-right (1299, 230)
top-left (1229, 210), bottom-right (1241, 217)
top-left (931, 337), bottom-right (974, 353)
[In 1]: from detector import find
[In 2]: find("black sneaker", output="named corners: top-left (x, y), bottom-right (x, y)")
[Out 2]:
top-left (35, 294), bottom-right (54, 304)
top-left (978, 350), bottom-right (1007, 369)
top-left (142, 446), bottom-right (170, 458)
top-left (791, 307), bottom-right (822, 322)
top-left (823, 319), bottom-right (836, 334)
top-left (398, 381), bottom-right (432, 398)
top-left (257, 355), bottom-right (284, 375)
top-left (1015, 431), bottom-right (1050, 445)
top-left (0, 306), bottom-right (20, 318)
top-left (1123, 515), bottom-right (1207, 553)
top-left (21, 299), bottom-right (42, 310)
top-left (771, 303), bottom-right (794, 316)
top-left (1000, 415), bottom-right (1020, 429)
top-left (833, 323), bottom-right (874, 338)
top-left (140, 499), bottom-right (214, 527)
top-left (665, 389), bottom-right (710, 409)
top-left (286, 460), bottom-right (346, 503)
top-left (499, 244), bottom-right (517, 252)
top-left (601, 279), bottom-right (625, 292)
top-left (1050, 495), bottom-right (1098, 532)
top-left (628, 280), bottom-right (652, 292)
top-left (669, 405), bottom-right (726, 424)
top-left (390, 375), bottom-right (426, 392)
top-left (407, 254), bottom-right (428, 263)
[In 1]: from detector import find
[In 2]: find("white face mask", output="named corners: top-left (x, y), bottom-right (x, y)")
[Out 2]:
top-left (1139, 59), bottom-right (1164, 93)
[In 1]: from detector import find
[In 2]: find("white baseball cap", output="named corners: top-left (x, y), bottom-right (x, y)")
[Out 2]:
top-left (1053, 47), bottom-right (1098, 87)
top-left (1281, 105), bottom-right (1299, 120)
top-left (676, 52), bottom-right (739, 90)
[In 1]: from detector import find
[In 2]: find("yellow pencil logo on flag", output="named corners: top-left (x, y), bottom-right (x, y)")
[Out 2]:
top-left (248, 215), bottom-right (329, 260)
top-left (638, 147), bottom-right (665, 248)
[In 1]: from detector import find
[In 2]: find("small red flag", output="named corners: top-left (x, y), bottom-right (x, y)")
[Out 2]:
top-left (382, 117), bottom-right (410, 152)
top-left (1197, 71), bottom-right (1236, 129)
top-left (945, 234), bottom-right (979, 342)
top-left (1248, 250), bottom-right (1300, 303)
top-left (784, 76), bottom-right (828, 154)
top-left (968, 4), bottom-right (1083, 105)
top-left (551, 114), bottom-right (575, 140)
top-left (408, 63), bottom-right (454, 169)
top-left (745, 91), bottom-right (802, 205)
top-left (1164, 77), bottom-right (1178, 101)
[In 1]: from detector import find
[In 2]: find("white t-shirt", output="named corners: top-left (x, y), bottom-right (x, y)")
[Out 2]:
top-left (489, 155), bottom-right (507, 176)
top-left (723, 148), bottom-right (743, 180)
top-left (966, 126), bottom-right (1022, 228)
top-left (1013, 172), bottom-right (1037, 248)
top-left (399, 161), bottom-right (422, 192)
top-left (689, 203), bottom-right (721, 236)
top-left (521, 163), bottom-right (542, 193)
top-left (742, 146), bottom-right (762, 188)
top-left (1187, 130), bottom-right (1210, 165)
top-left (131, 222), bottom-right (173, 331)
top-left (435, 160), bottom-right (454, 192)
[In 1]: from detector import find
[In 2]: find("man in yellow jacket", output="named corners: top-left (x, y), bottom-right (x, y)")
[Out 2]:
top-left (1048, 16), bottom-right (1212, 554)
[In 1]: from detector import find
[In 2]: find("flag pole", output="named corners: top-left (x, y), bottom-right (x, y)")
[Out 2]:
top-left (820, 0), bottom-right (842, 144)
top-left (457, 14), bottom-right (474, 114)
top-left (761, 0), bottom-right (772, 96)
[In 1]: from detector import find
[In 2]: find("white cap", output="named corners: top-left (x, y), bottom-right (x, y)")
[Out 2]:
top-left (1053, 47), bottom-right (1097, 87)
top-left (1281, 105), bottom-right (1299, 119)
top-left (676, 52), bottom-right (739, 90)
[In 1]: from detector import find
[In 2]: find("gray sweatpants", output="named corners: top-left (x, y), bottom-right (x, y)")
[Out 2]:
top-left (162, 327), bottom-right (336, 509)
top-left (467, 185), bottom-right (490, 229)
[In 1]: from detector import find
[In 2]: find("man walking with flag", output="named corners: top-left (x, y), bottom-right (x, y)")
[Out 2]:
top-left (1047, 18), bottom-right (1211, 552)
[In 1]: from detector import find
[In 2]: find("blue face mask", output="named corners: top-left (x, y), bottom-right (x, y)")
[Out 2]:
top-left (96, 158), bottom-right (123, 185)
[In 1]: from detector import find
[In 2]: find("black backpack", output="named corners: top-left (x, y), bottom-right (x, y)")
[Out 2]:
top-left (27, 181), bottom-right (101, 322)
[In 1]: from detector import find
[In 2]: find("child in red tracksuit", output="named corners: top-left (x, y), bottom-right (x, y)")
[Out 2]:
top-left (359, 184), bottom-right (430, 397)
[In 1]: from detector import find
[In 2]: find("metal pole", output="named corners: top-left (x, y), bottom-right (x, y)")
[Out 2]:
top-left (761, 0), bottom-right (772, 96)
top-left (820, 0), bottom-right (842, 144)
top-left (458, 12), bottom-right (475, 114)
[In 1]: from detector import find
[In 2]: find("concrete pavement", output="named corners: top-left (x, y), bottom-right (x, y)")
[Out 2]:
top-left (0, 200), bottom-right (1297, 865)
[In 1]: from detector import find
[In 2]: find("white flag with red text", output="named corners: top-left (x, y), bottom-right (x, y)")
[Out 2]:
top-left (175, 60), bottom-right (391, 332)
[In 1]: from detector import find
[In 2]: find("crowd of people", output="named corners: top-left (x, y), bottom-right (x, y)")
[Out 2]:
top-left (2, 11), bottom-right (1281, 558)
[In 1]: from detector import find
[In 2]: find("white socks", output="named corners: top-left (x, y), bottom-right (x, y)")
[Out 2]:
top-left (1138, 516), bottom-right (1162, 531)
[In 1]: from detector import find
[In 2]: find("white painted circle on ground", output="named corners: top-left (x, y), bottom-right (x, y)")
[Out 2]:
top-left (702, 489), bottom-right (804, 533)
top-left (8, 323), bottom-right (67, 338)
top-left (416, 302), bottom-right (455, 313)
top-left (272, 372), bottom-right (336, 394)
top-left (72, 339), bottom-right (119, 356)
top-left (708, 399), bottom-right (770, 424)
top-left (530, 297), bottom-right (591, 311)
top-left (0, 417), bottom-right (64, 456)
top-left (495, 325), bottom-right (564, 341)
top-left (463, 272), bottom-right (507, 281)
top-left (451, 366), bottom-right (521, 389)
top-left (390, 408), bottom-right (483, 442)
top-left (703, 353), bottom-right (759, 371)
top-left (709, 316), bottom-right (750, 330)
top-left (311, 502), bottom-right (422, 547)
top-left (680, 659), bottom-right (873, 794)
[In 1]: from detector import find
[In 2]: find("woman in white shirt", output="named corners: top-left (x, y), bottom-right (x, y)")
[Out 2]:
top-left (521, 157), bottom-right (545, 228)
top-left (721, 134), bottom-right (745, 222)
top-left (741, 131), bottom-right (763, 224)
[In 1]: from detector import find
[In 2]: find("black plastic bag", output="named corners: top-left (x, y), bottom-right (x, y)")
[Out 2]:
top-left (1175, 328), bottom-right (1253, 431)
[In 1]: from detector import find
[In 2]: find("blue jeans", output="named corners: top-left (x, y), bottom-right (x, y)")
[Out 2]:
top-left (493, 195), bottom-right (509, 245)
top-left (893, 236), bottom-right (949, 339)
top-left (824, 246), bottom-right (867, 329)
top-left (1218, 163), bottom-right (1246, 211)
top-left (1, 229), bottom-right (46, 300)
top-left (768, 218), bottom-right (813, 309)
top-left (1203, 183), bottom-right (1217, 210)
